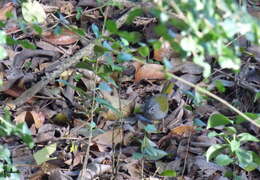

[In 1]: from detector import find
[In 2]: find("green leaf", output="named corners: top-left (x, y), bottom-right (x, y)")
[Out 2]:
top-left (95, 97), bottom-right (119, 114)
top-left (0, 31), bottom-right (6, 44)
top-left (14, 123), bottom-right (34, 148)
top-left (230, 139), bottom-right (240, 152)
top-left (33, 143), bottom-right (57, 165)
top-left (144, 147), bottom-right (167, 160)
top-left (215, 80), bottom-right (226, 93)
top-left (76, 7), bottom-right (83, 20)
top-left (106, 20), bottom-right (117, 34)
top-left (117, 53), bottom-right (133, 61)
top-left (224, 126), bottom-right (237, 135)
top-left (180, 36), bottom-right (197, 52)
top-left (32, 24), bottom-right (43, 35)
top-left (235, 113), bottom-right (259, 124)
top-left (91, 24), bottom-right (100, 38)
top-left (215, 154), bottom-right (234, 166)
top-left (94, 45), bottom-right (106, 57)
top-left (17, 40), bottom-right (36, 49)
top-left (254, 92), bottom-right (260, 102)
top-left (0, 46), bottom-right (7, 60)
top-left (207, 113), bottom-right (233, 128)
top-left (132, 152), bottom-right (143, 160)
top-left (126, 8), bottom-right (143, 24)
top-left (22, 0), bottom-right (46, 23)
top-left (237, 133), bottom-right (259, 143)
top-left (160, 170), bottom-right (177, 177)
top-left (98, 82), bottom-right (112, 92)
top-left (102, 41), bottom-right (112, 50)
top-left (206, 144), bottom-right (228, 161)
top-left (117, 31), bottom-right (141, 43)
top-left (144, 124), bottom-right (157, 133)
top-left (0, 145), bottom-right (10, 162)
top-left (138, 46), bottom-right (150, 57)
top-left (236, 149), bottom-right (258, 171)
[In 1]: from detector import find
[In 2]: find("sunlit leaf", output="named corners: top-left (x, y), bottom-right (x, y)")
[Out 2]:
top-left (215, 154), bottom-right (233, 166)
top-left (207, 114), bottom-right (233, 128)
top-left (33, 143), bottom-right (57, 165)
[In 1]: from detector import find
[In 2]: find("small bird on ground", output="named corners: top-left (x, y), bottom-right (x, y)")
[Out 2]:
top-left (135, 81), bottom-right (174, 123)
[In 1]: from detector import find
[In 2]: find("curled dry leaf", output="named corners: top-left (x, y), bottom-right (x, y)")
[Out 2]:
top-left (0, 2), bottom-right (14, 21)
top-left (135, 63), bottom-right (165, 83)
top-left (14, 111), bottom-right (45, 129)
top-left (170, 125), bottom-right (195, 137)
top-left (42, 29), bottom-right (79, 45)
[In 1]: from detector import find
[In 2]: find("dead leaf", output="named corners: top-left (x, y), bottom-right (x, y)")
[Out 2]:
top-left (135, 64), bottom-right (165, 82)
top-left (0, 2), bottom-right (14, 21)
top-left (42, 29), bottom-right (79, 45)
top-left (101, 89), bottom-right (135, 121)
top-left (170, 125), bottom-right (195, 137)
top-left (176, 74), bottom-right (201, 91)
top-left (172, 62), bottom-right (203, 75)
top-left (92, 128), bottom-right (123, 152)
top-left (15, 111), bottom-right (45, 129)
top-left (30, 111), bottom-right (45, 129)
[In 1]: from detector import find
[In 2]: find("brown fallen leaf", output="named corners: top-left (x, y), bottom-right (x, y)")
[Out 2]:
top-left (0, 2), bottom-right (14, 21)
top-left (101, 89), bottom-right (135, 121)
top-left (14, 110), bottom-right (45, 129)
top-left (92, 128), bottom-right (123, 152)
top-left (135, 63), bottom-right (165, 82)
top-left (170, 125), bottom-right (195, 137)
top-left (42, 29), bottom-right (79, 45)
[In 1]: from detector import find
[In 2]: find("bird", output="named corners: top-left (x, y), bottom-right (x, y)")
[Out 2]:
top-left (135, 81), bottom-right (174, 123)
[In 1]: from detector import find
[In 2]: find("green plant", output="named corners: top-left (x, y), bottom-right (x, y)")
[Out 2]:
top-left (133, 124), bottom-right (167, 161)
top-left (0, 109), bottom-right (34, 178)
top-left (206, 113), bottom-right (260, 171)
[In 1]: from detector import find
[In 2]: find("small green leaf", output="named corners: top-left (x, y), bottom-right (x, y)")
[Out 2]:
top-left (22, 0), bottom-right (46, 23)
top-left (254, 92), bottom-right (260, 102)
top-left (230, 139), bottom-right (240, 152)
top-left (0, 31), bottom-right (6, 44)
top-left (132, 152), bottom-right (143, 160)
top-left (180, 36), bottom-right (197, 52)
top-left (138, 46), bottom-right (150, 57)
top-left (160, 170), bottom-right (177, 177)
top-left (215, 154), bottom-right (234, 166)
top-left (17, 40), bottom-right (36, 49)
top-left (98, 82), bottom-right (112, 92)
top-left (0, 46), bottom-right (7, 60)
top-left (163, 58), bottom-right (173, 70)
top-left (95, 97), bottom-right (119, 114)
top-left (102, 41), bottom-right (112, 50)
top-left (76, 7), bottom-right (83, 20)
top-left (235, 113), bottom-right (259, 124)
top-left (215, 80), bottom-right (226, 93)
top-left (206, 144), bottom-right (228, 161)
top-left (32, 24), bottom-right (43, 35)
top-left (106, 20), bottom-right (117, 34)
top-left (144, 124), bottom-right (157, 133)
top-left (238, 133), bottom-right (259, 143)
top-left (91, 24), bottom-right (100, 38)
top-left (117, 53), bottom-right (133, 61)
top-left (207, 114), bottom-right (233, 128)
top-left (33, 143), bottom-right (57, 165)
top-left (0, 145), bottom-right (10, 162)
top-left (236, 149), bottom-right (258, 171)
top-left (126, 8), bottom-right (143, 24)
